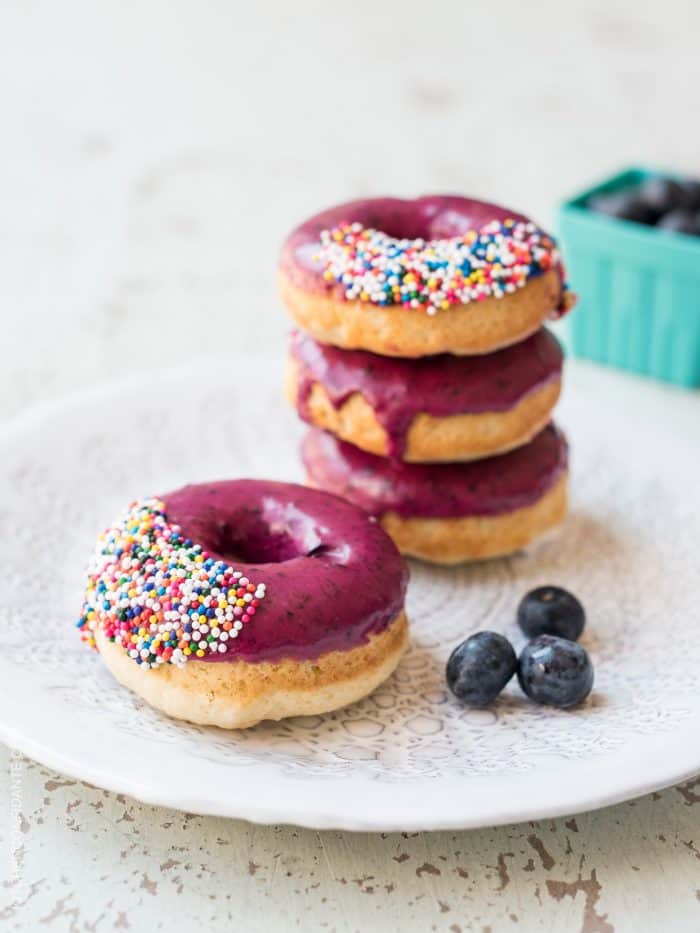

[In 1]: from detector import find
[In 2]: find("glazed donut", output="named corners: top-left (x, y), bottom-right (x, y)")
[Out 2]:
top-left (77, 481), bottom-right (408, 728)
top-left (287, 329), bottom-right (563, 463)
top-left (302, 425), bottom-right (568, 564)
top-left (279, 195), bottom-right (575, 357)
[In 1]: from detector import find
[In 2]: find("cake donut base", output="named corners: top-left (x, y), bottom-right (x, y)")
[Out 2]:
top-left (287, 360), bottom-right (561, 463)
top-left (378, 474), bottom-right (567, 564)
top-left (279, 267), bottom-right (563, 358)
top-left (95, 611), bottom-right (408, 729)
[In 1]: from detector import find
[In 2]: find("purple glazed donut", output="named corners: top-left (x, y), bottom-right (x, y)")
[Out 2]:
top-left (303, 426), bottom-right (569, 564)
top-left (279, 195), bottom-right (575, 357)
top-left (77, 480), bottom-right (409, 728)
top-left (287, 328), bottom-right (564, 461)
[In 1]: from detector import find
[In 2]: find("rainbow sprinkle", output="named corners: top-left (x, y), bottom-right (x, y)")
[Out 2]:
top-left (317, 219), bottom-right (561, 314)
top-left (77, 498), bottom-right (266, 668)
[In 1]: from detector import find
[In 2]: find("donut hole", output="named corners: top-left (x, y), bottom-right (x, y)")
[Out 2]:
top-left (346, 199), bottom-right (515, 242)
top-left (213, 519), bottom-right (304, 564)
top-left (359, 203), bottom-right (450, 241)
top-left (163, 486), bottom-right (355, 568)
top-left (202, 501), bottom-right (342, 566)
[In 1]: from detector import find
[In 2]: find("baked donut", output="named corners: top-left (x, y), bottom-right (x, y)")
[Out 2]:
top-left (279, 195), bottom-right (575, 357)
top-left (302, 425), bottom-right (568, 564)
top-left (287, 329), bottom-right (563, 462)
top-left (77, 480), bottom-right (408, 728)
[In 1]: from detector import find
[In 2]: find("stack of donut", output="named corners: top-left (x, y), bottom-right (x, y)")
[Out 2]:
top-left (280, 196), bottom-right (574, 564)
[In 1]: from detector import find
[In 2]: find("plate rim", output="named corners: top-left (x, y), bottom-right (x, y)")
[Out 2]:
top-left (2, 709), bottom-right (698, 832)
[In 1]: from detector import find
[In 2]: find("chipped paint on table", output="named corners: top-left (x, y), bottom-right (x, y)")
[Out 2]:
top-left (2, 747), bottom-right (700, 931)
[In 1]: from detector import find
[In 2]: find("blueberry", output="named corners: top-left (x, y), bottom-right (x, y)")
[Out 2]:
top-left (638, 177), bottom-right (684, 216)
top-left (517, 585), bottom-right (585, 641)
top-left (446, 631), bottom-right (517, 707)
top-left (517, 636), bottom-right (594, 708)
top-left (679, 179), bottom-right (700, 212)
top-left (657, 209), bottom-right (697, 235)
top-left (588, 191), bottom-right (655, 224)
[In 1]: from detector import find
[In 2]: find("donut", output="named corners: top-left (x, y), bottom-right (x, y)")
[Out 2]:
top-left (77, 480), bottom-right (408, 728)
top-left (279, 195), bottom-right (575, 357)
top-left (287, 328), bottom-right (563, 463)
top-left (302, 425), bottom-right (568, 564)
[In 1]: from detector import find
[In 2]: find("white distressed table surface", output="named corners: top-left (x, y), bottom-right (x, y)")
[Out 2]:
top-left (1, 1), bottom-right (700, 929)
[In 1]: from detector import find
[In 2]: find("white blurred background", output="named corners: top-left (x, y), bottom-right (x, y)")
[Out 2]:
top-left (2, 0), bottom-right (699, 419)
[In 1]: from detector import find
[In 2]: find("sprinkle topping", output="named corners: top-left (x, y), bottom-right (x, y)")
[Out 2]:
top-left (317, 219), bottom-right (561, 314)
top-left (77, 498), bottom-right (266, 668)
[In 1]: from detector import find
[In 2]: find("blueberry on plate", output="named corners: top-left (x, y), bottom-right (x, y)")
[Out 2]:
top-left (638, 176), bottom-right (684, 216)
top-left (446, 631), bottom-right (517, 707)
top-left (517, 585), bottom-right (585, 641)
top-left (657, 208), bottom-right (697, 235)
top-left (588, 190), bottom-right (655, 224)
top-left (517, 635), bottom-right (594, 708)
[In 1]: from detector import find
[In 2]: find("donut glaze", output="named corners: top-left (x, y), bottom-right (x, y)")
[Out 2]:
top-left (302, 425), bottom-right (568, 519)
top-left (161, 481), bottom-right (408, 663)
top-left (281, 195), bottom-right (527, 293)
top-left (290, 329), bottom-right (563, 459)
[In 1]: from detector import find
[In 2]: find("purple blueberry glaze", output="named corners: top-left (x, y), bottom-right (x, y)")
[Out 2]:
top-left (279, 195), bottom-right (530, 295)
top-left (291, 329), bottom-right (563, 458)
top-left (161, 480), bottom-right (408, 663)
top-left (302, 425), bottom-right (568, 519)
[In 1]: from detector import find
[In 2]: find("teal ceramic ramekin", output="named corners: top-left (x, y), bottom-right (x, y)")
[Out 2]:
top-left (557, 167), bottom-right (700, 388)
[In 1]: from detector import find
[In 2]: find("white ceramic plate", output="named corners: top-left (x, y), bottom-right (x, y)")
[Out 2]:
top-left (1, 354), bottom-right (698, 831)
